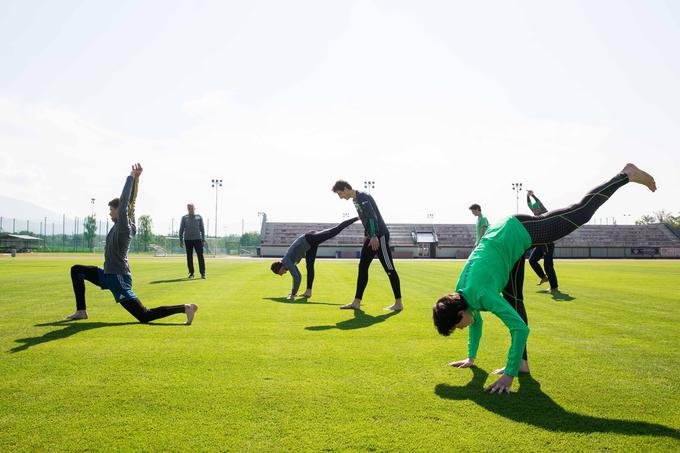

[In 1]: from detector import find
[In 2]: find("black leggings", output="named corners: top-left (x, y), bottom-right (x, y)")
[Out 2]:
top-left (70, 265), bottom-right (185, 323)
top-left (303, 217), bottom-right (358, 290)
top-left (528, 243), bottom-right (558, 289)
top-left (355, 234), bottom-right (401, 300)
top-left (517, 173), bottom-right (629, 246)
top-left (502, 258), bottom-right (528, 360)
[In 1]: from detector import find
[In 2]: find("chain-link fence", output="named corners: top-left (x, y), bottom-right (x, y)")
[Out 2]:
top-left (0, 216), bottom-right (260, 256)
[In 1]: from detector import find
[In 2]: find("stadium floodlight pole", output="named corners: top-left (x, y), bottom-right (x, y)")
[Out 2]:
top-left (211, 178), bottom-right (222, 257)
top-left (90, 198), bottom-right (95, 217)
top-left (511, 182), bottom-right (523, 213)
top-left (427, 213), bottom-right (434, 223)
top-left (342, 212), bottom-right (351, 219)
top-left (363, 180), bottom-right (375, 194)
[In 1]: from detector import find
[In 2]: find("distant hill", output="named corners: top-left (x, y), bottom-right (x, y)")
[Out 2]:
top-left (0, 196), bottom-right (81, 234)
top-left (0, 196), bottom-right (64, 222)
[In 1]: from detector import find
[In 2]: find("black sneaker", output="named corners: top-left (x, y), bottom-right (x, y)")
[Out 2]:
top-left (188, 274), bottom-right (195, 280)
top-left (201, 274), bottom-right (206, 279)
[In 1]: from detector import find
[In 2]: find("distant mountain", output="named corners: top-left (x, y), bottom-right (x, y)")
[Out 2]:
top-left (0, 195), bottom-right (64, 222)
top-left (0, 196), bottom-right (80, 234)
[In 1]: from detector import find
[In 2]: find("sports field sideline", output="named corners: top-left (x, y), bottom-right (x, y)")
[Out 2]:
top-left (1, 256), bottom-right (679, 451)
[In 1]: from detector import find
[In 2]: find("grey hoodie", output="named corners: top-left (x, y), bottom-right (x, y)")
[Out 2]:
top-left (104, 176), bottom-right (134, 275)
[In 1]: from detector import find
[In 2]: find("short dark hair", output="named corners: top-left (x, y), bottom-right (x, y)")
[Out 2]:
top-left (270, 261), bottom-right (283, 274)
top-left (469, 204), bottom-right (481, 211)
top-left (332, 180), bottom-right (352, 192)
top-left (432, 293), bottom-right (469, 336)
top-left (108, 198), bottom-right (120, 209)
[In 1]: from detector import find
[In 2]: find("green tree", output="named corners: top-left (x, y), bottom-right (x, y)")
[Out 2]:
top-left (138, 215), bottom-right (153, 252)
top-left (654, 209), bottom-right (674, 223)
top-left (635, 210), bottom-right (680, 229)
top-left (84, 215), bottom-right (97, 250)
top-left (635, 215), bottom-right (656, 225)
top-left (665, 213), bottom-right (680, 229)
top-left (240, 231), bottom-right (261, 247)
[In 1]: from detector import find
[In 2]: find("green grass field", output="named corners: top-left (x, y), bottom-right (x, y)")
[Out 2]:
top-left (1, 256), bottom-right (679, 451)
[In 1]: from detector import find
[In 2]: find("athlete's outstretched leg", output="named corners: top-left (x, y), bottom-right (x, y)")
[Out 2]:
top-left (120, 298), bottom-right (198, 325)
top-left (518, 164), bottom-right (656, 246)
top-left (67, 265), bottom-right (101, 319)
top-left (306, 217), bottom-right (359, 246)
top-left (496, 257), bottom-right (530, 374)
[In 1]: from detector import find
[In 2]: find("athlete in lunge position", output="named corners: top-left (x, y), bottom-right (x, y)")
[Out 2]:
top-left (526, 190), bottom-right (559, 291)
top-left (332, 180), bottom-right (403, 311)
top-left (432, 164), bottom-right (656, 394)
top-left (66, 163), bottom-right (199, 325)
top-left (271, 217), bottom-right (359, 300)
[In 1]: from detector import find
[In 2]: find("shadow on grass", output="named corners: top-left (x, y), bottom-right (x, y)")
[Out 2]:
top-left (149, 278), bottom-right (192, 284)
top-left (9, 319), bottom-right (186, 353)
top-left (262, 297), bottom-right (341, 306)
top-left (534, 289), bottom-right (576, 302)
top-left (435, 367), bottom-right (680, 439)
top-left (305, 309), bottom-right (400, 331)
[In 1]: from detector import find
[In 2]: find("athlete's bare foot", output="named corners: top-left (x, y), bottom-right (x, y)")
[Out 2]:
top-left (493, 360), bottom-right (530, 375)
top-left (185, 304), bottom-right (198, 325)
top-left (66, 310), bottom-right (88, 320)
top-left (537, 276), bottom-right (549, 286)
top-left (340, 299), bottom-right (361, 310)
top-left (622, 163), bottom-right (656, 192)
top-left (384, 298), bottom-right (403, 311)
top-left (299, 290), bottom-right (312, 298)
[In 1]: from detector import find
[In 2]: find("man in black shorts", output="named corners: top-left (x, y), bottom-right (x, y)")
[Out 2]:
top-left (66, 163), bottom-right (198, 325)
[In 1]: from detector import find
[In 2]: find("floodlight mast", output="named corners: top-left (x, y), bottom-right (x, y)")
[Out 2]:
top-left (512, 182), bottom-right (523, 213)
top-left (211, 178), bottom-right (222, 257)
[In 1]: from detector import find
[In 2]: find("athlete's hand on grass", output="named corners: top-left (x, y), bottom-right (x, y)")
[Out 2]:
top-left (130, 163), bottom-right (143, 178)
top-left (369, 236), bottom-right (379, 251)
top-left (485, 374), bottom-right (514, 394)
top-left (448, 358), bottom-right (474, 368)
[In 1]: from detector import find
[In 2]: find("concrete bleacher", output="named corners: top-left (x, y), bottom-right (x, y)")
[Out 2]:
top-left (555, 224), bottom-right (679, 247)
top-left (259, 222), bottom-right (680, 258)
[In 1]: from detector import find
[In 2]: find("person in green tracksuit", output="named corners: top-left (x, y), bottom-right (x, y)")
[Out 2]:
top-left (433, 164), bottom-right (656, 394)
top-left (469, 204), bottom-right (489, 246)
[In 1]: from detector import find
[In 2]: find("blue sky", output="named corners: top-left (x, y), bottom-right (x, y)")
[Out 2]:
top-left (1, 0), bottom-right (678, 235)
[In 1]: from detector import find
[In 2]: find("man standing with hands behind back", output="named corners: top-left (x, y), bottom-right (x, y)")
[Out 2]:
top-left (179, 203), bottom-right (206, 279)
